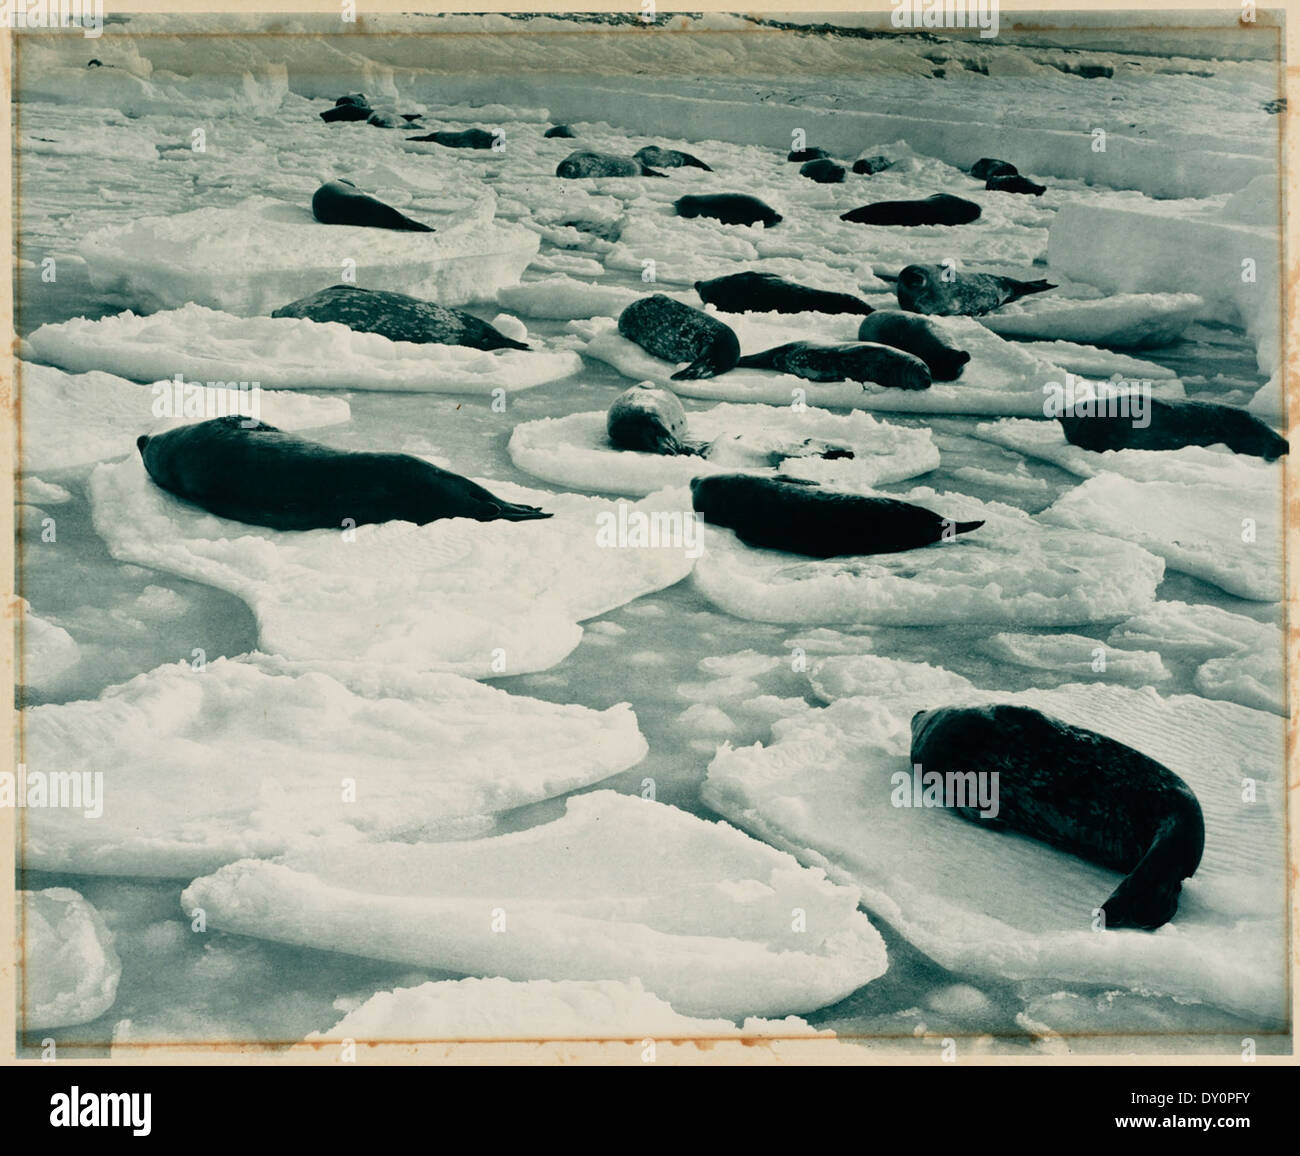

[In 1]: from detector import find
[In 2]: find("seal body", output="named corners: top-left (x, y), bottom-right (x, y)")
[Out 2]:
top-left (407, 128), bottom-right (496, 149)
top-left (852, 155), bottom-right (894, 175)
top-left (841, 194), bottom-right (981, 226)
top-left (800, 159), bottom-right (846, 183)
top-left (617, 295), bottom-right (741, 380)
top-left (987, 174), bottom-right (1046, 196)
top-left (909, 704), bottom-right (1205, 930)
top-left (321, 94), bottom-right (371, 122)
top-left (690, 474), bottom-right (982, 557)
top-left (970, 157), bottom-right (1017, 180)
top-left (695, 271), bottom-right (873, 317)
top-left (311, 179), bottom-right (434, 232)
top-left (634, 145), bottom-right (712, 171)
top-left (735, 341), bottom-right (932, 390)
top-left (1059, 398), bottom-right (1288, 461)
top-left (271, 285), bottom-right (530, 352)
top-left (556, 150), bottom-right (666, 178)
top-left (137, 417), bottom-right (551, 531)
top-left (606, 383), bottom-right (702, 456)
top-left (545, 124), bottom-right (576, 138)
top-left (788, 147), bottom-right (830, 162)
top-left (896, 264), bottom-right (1056, 315)
top-left (674, 194), bottom-right (782, 228)
top-left (857, 311), bottom-right (971, 381)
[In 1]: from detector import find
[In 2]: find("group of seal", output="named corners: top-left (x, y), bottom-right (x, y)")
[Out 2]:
top-left (138, 417), bottom-right (551, 531)
top-left (320, 93), bottom-right (423, 130)
top-left (910, 705), bottom-right (1205, 930)
top-left (970, 157), bottom-right (1047, 196)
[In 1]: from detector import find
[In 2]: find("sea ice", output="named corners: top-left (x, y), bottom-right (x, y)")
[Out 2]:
top-left (22, 656), bottom-right (648, 877)
top-left (703, 667), bottom-right (1285, 1021)
top-left (23, 305), bottom-right (582, 394)
top-left (20, 888), bottom-right (122, 1029)
top-left (181, 790), bottom-right (888, 1019)
top-left (692, 485), bottom-right (1164, 627)
top-left (507, 401), bottom-right (937, 496)
top-left (979, 291), bottom-right (1205, 349)
top-left (88, 459), bottom-right (694, 677)
top-left (19, 601), bottom-right (81, 691)
top-left (978, 632), bottom-right (1170, 685)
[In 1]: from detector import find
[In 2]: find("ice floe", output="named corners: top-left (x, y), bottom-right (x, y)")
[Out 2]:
top-left (692, 485), bottom-right (1164, 627)
top-left (89, 458), bottom-right (694, 677)
top-left (21, 657), bottom-right (648, 876)
top-left (979, 290), bottom-right (1205, 348)
top-left (703, 666), bottom-right (1285, 1021)
top-left (20, 889), bottom-right (122, 1029)
top-left (507, 401), bottom-right (937, 496)
top-left (23, 305), bottom-right (582, 394)
top-left (181, 790), bottom-right (888, 1019)
top-left (18, 363), bottom-right (350, 475)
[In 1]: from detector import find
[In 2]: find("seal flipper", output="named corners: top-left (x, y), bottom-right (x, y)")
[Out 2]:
top-left (640, 165), bottom-right (669, 178)
top-left (1004, 278), bottom-right (1056, 304)
top-left (951, 520), bottom-right (984, 537)
top-left (671, 357), bottom-right (724, 380)
top-left (482, 501), bottom-right (553, 522)
top-left (1100, 809), bottom-right (1204, 930)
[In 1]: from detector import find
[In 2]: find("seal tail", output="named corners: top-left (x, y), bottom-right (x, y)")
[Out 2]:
top-left (1013, 279), bottom-right (1056, 300)
top-left (486, 501), bottom-right (553, 522)
top-left (733, 352), bottom-right (770, 371)
top-left (393, 216), bottom-right (436, 233)
top-left (641, 166), bottom-right (670, 178)
top-left (493, 338), bottom-right (532, 352)
top-left (952, 520), bottom-right (984, 536)
top-left (686, 158), bottom-right (714, 171)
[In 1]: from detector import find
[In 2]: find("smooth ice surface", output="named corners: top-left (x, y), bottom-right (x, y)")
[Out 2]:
top-left (1041, 472), bottom-right (1280, 601)
top-left (581, 313), bottom-right (1087, 416)
top-left (507, 401), bottom-right (938, 496)
top-left (18, 362), bottom-right (350, 475)
top-left (22, 657), bottom-right (648, 877)
top-left (20, 888), bottom-right (122, 1029)
top-left (692, 485), bottom-right (1164, 627)
top-left (182, 791), bottom-right (889, 1020)
top-left (703, 667), bottom-right (1285, 1020)
top-left (307, 977), bottom-right (825, 1040)
top-left (89, 458), bottom-right (694, 677)
top-left (77, 195), bottom-right (540, 313)
top-left (23, 305), bottom-right (582, 394)
top-left (979, 291), bottom-right (1205, 348)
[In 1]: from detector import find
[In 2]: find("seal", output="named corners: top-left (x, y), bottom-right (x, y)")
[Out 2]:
top-left (735, 341), bottom-right (931, 390)
top-left (545, 124), bottom-right (577, 138)
top-left (320, 93), bottom-right (371, 122)
top-left (857, 311), bottom-right (971, 381)
top-left (987, 174), bottom-right (1046, 196)
top-left (909, 704), bottom-right (1205, 930)
top-left (800, 158), bottom-right (846, 184)
top-left (970, 157), bottom-right (1017, 180)
top-left (895, 263), bottom-right (1056, 315)
top-left (788, 147), bottom-right (830, 162)
top-left (635, 145), bottom-right (713, 171)
top-left (606, 383), bottom-right (704, 456)
top-left (841, 193), bottom-right (981, 226)
top-left (695, 271), bottom-right (873, 316)
top-left (851, 155), bottom-right (894, 175)
top-left (674, 194), bottom-right (783, 228)
top-left (690, 474), bottom-right (983, 557)
top-left (617, 295), bottom-right (741, 380)
top-left (311, 179), bottom-right (434, 232)
top-left (556, 150), bottom-right (666, 178)
top-left (136, 416), bottom-right (551, 531)
top-left (407, 128), bottom-right (497, 149)
top-left (271, 285), bottom-right (530, 351)
top-left (1059, 398), bottom-right (1288, 461)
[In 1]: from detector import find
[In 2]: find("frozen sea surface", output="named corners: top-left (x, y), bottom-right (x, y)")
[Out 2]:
top-left (14, 17), bottom-right (1288, 1056)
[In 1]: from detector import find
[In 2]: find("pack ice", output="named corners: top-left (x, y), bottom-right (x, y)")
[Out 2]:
top-left (88, 458), bottom-right (694, 677)
top-left (23, 304), bottom-right (581, 394)
top-left (181, 791), bottom-right (888, 1020)
top-left (20, 889), bottom-right (122, 1029)
top-left (76, 193), bottom-right (539, 314)
top-left (18, 362), bottom-right (349, 475)
top-left (703, 662), bottom-right (1285, 1021)
top-left (21, 657), bottom-right (650, 877)
top-left (306, 977), bottom-right (826, 1041)
top-left (581, 313), bottom-right (1084, 416)
top-left (692, 485), bottom-right (1164, 627)
top-left (507, 401), bottom-right (938, 496)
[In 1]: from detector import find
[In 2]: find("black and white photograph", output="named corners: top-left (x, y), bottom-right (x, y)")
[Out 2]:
top-left (6, 1), bottom-right (1294, 1089)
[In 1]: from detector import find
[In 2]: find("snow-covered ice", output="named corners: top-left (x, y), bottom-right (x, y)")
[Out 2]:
top-left (182, 791), bottom-right (888, 1019)
top-left (22, 656), bottom-right (649, 877)
top-left (508, 401), bottom-right (938, 495)
top-left (89, 457), bottom-right (694, 677)
top-left (20, 888), bottom-right (122, 1029)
